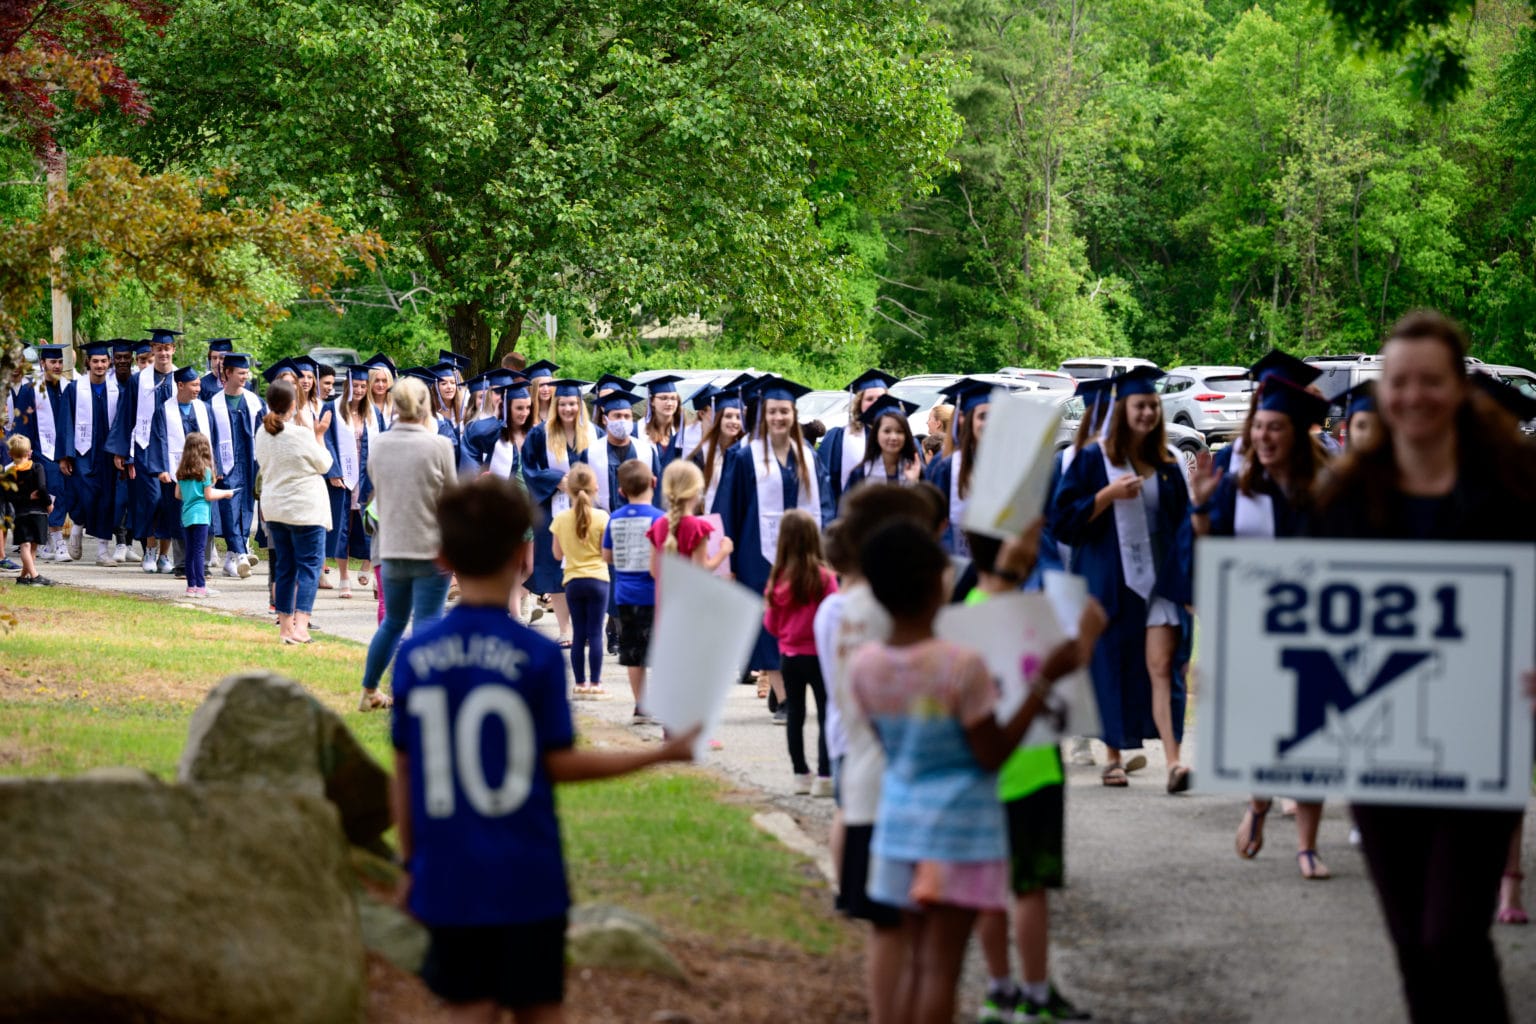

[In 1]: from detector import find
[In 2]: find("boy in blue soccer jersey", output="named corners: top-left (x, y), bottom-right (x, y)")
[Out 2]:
top-left (390, 475), bottom-right (699, 1023)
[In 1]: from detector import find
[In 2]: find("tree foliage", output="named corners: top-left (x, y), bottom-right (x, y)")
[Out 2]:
top-left (117, 0), bottom-right (962, 371)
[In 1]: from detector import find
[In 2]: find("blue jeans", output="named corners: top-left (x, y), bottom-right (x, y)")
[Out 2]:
top-left (361, 558), bottom-right (451, 692)
top-left (268, 521), bottom-right (327, 615)
top-left (183, 524), bottom-right (209, 590)
top-left (565, 576), bottom-right (608, 684)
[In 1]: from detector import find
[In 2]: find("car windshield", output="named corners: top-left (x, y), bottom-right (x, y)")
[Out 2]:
top-left (1062, 363), bottom-right (1108, 380)
top-left (1020, 373), bottom-right (1074, 390)
top-left (889, 384), bottom-right (945, 409)
top-left (1203, 375), bottom-right (1255, 393)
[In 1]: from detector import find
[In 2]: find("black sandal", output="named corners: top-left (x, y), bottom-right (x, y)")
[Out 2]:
top-left (1236, 799), bottom-right (1272, 859)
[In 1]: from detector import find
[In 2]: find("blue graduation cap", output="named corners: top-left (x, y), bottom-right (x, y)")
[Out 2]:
top-left (595, 372), bottom-right (636, 394)
top-left (223, 353), bottom-right (252, 371)
top-left (291, 355), bottom-right (319, 377)
top-left (146, 328), bottom-right (183, 346)
top-left (402, 368), bottom-right (437, 385)
top-left (1112, 365), bottom-right (1164, 398)
top-left (36, 345), bottom-right (64, 361)
top-left (940, 377), bottom-right (994, 414)
top-left (498, 383), bottom-right (531, 425)
top-left (132, 340), bottom-right (153, 356)
top-left (339, 362), bottom-right (367, 381)
top-left (1470, 373), bottom-right (1536, 422)
top-left (110, 339), bottom-right (135, 354)
top-left (748, 375), bottom-right (812, 403)
top-left (1339, 382), bottom-right (1376, 420)
top-left (597, 389), bottom-right (643, 414)
top-left (79, 341), bottom-right (113, 359)
top-left (688, 383), bottom-right (719, 412)
top-left (643, 374), bottom-right (685, 395)
top-left (524, 360), bottom-right (558, 381)
top-left (1256, 377), bottom-right (1328, 427)
top-left (714, 388), bottom-right (744, 412)
top-left (485, 370), bottom-right (518, 389)
top-left (172, 365), bottom-right (200, 385)
top-left (262, 358), bottom-right (299, 383)
top-left (465, 374), bottom-right (491, 394)
top-left (550, 378), bottom-right (590, 399)
top-left (428, 361), bottom-right (459, 380)
top-left (1074, 377), bottom-right (1114, 409)
top-left (858, 394), bottom-right (918, 429)
top-left (1248, 350), bottom-right (1321, 388)
top-left (206, 338), bottom-right (235, 353)
top-left (438, 349), bottom-right (470, 372)
top-left (848, 368), bottom-right (898, 393)
top-left (363, 354), bottom-right (397, 376)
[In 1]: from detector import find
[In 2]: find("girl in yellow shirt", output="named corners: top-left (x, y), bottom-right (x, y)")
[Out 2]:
top-left (551, 464), bottom-right (611, 694)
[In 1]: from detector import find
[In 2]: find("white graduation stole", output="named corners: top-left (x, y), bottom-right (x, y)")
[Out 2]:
top-left (680, 421), bottom-right (704, 459)
top-left (750, 437), bottom-right (821, 563)
top-left (1233, 490), bottom-right (1276, 538)
top-left (332, 406), bottom-right (360, 490)
top-left (948, 451), bottom-right (967, 538)
top-left (211, 390), bottom-right (259, 476)
top-left (590, 432), bottom-right (654, 511)
top-left (546, 426), bottom-right (580, 517)
top-left (489, 440), bottom-right (518, 479)
top-left (133, 367), bottom-right (167, 450)
top-left (1102, 450), bottom-right (1156, 601)
top-left (701, 446), bottom-right (728, 514)
top-left (34, 382), bottom-right (59, 461)
top-left (164, 397), bottom-right (210, 472)
top-left (839, 425), bottom-right (866, 490)
top-left (72, 377), bottom-right (119, 456)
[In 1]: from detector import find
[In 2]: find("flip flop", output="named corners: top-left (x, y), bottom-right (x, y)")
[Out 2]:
top-left (1297, 850), bottom-right (1332, 880)
top-left (1123, 753), bottom-right (1148, 773)
top-left (1101, 764), bottom-right (1129, 787)
top-left (1235, 800), bottom-right (1272, 859)
top-left (1166, 764), bottom-right (1192, 794)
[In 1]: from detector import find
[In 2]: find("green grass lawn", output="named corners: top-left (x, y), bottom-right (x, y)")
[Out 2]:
top-left (0, 586), bottom-right (845, 953)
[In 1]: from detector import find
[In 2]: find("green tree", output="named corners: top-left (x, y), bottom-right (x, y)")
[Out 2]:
top-left (118, 0), bottom-right (961, 371)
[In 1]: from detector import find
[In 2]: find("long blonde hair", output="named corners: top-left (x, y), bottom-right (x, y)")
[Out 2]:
top-left (366, 368), bottom-right (394, 423)
top-left (566, 463), bottom-right (599, 539)
top-left (661, 460), bottom-right (705, 555)
top-left (930, 403), bottom-right (955, 457)
top-left (548, 394), bottom-right (592, 459)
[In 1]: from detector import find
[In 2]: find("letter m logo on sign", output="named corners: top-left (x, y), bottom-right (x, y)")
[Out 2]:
top-left (1276, 648), bottom-right (1434, 758)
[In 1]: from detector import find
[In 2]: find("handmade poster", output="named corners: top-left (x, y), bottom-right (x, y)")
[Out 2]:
top-left (961, 388), bottom-right (1062, 539)
top-left (1194, 538), bottom-right (1535, 809)
top-left (646, 554), bottom-right (763, 755)
top-left (1043, 569), bottom-right (1102, 740)
top-left (937, 588), bottom-right (1094, 746)
top-left (704, 513), bottom-right (731, 579)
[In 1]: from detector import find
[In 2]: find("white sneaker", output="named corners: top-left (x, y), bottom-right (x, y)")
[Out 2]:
top-left (114, 543), bottom-right (129, 563)
top-left (141, 551), bottom-right (157, 573)
top-left (237, 558), bottom-right (251, 579)
top-left (130, 542), bottom-right (144, 562)
top-left (1067, 736), bottom-right (1095, 767)
top-left (201, 586), bottom-right (221, 598)
top-left (792, 773), bottom-right (813, 795)
top-left (96, 552), bottom-right (118, 567)
top-left (39, 542), bottom-right (56, 562)
top-left (810, 776), bottom-right (834, 798)
top-left (52, 540), bottom-right (73, 563)
top-left (67, 531), bottom-right (83, 561)
top-left (223, 556), bottom-right (241, 578)
top-left (156, 555), bottom-right (173, 574)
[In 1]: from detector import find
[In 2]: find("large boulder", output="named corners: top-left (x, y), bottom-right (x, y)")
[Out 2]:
top-left (178, 672), bottom-right (391, 846)
top-left (0, 771), bottom-right (364, 1024)
top-left (568, 903), bottom-right (686, 981)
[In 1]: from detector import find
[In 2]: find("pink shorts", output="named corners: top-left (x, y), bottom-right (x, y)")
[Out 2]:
top-left (868, 855), bottom-right (1010, 913)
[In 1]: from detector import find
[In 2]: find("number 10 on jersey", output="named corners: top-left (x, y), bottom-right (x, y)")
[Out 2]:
top-left (1193, 539), bottom-right (1535, 810)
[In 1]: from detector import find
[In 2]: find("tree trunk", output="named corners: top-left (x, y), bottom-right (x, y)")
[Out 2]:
top-left (491, 308), bottom-right (526, 371)
top-left (444, 301), bottom-right (493, 374)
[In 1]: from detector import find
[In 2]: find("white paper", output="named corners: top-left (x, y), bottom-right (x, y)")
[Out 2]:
top-left (961, 388), bottom-right (1061, 540)
top-left (1194, 538), bottom-right (1536, 809)
top-left (1042, 570), bottom-right (1101, 740)
top-left (703, 513), bottom-right (731, 579)
top-left (646, 555), bottom-right (763, 755)
top-left (936, 591), bottom-right (1087, 746)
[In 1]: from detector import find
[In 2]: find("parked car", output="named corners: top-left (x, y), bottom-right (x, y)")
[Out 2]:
top-left (1304, 354), bottom-right (1383, 402)
top-left (307, 346), bottom-right (361, 369)
top-left (891, 375), bottom-right (1039, 439)
top-left (1156, 365), bottom-right (1254, 442)
top-left (797, 389), bottom-right (854, 428)
top-left (1058, 356), bottom-right (1160, 380)
top-left (996, 367), bottom-right (1076, 390)
top-left (1049, 392), bottom-right (1209, 472)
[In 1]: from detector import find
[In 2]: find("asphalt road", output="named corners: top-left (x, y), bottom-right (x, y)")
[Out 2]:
top-left (23, 556), bottom-right (1536, 1024)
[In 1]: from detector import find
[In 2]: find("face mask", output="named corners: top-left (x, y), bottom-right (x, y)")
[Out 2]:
top-left (606, 419), bottom-right (632, 441)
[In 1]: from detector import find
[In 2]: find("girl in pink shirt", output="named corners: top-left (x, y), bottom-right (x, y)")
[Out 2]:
top-left (763, 508), bottom-right (839, 795)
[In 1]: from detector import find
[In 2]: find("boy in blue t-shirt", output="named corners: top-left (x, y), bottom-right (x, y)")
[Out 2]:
top-left (601, 460), bottom-right (664, 723)
top-left (391, 475), bottom-right (698, 1022)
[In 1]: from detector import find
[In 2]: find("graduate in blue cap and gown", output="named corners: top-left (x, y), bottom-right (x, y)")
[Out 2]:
top-left (61, 342), bottom-right (126, 564)
top-left (106, 340), bottom-right (138, 559)
top-left (817, 369), bottom-right (897, 512)
top-left (589, 388), bottom-right (659, 513)
top-left (486, 379), bottom-right (534, 480)
top-left (208, 353), bottom-right (263, 578)
top-left (159, 364), bottom-right (220, 577)
top-left (522, 378), bottom-right (599, 644)
top-left (524, 360), bottom-right (559, 426)
top-left (678, 382), bottom-right (714, 459)
top-left (689, 383), bottom-right (747, 513)
top-left (199, 339), bottom-right (234, 402)
top-left (1050, 364), bottom-right (1195, 792)
top-left (10, 344), bottom-right (74, 560)
top-left (641, 375), bottom-right (687, 472)
top-left (719, 375), bottom-right (832, 684)
top-left (318, 362), bottom-right (373, 594)
top-left (1214, 350), bottom-right (1323, 476)
top-left (1337, 381), bottom-right (1379, 450)
top-left (843, 394), bottom-right (920, 489)
top-left (107, 327), bottom-right (182, 572)
top-left (923, 377), bottom-right (994, 556)
top-left (459, 372), bottom-right (499, 468)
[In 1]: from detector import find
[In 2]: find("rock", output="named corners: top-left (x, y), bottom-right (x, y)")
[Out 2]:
top-left (178, 671), bottom-right (391, 846)
top-left (650, 1012), bottom-right (698, 1024)
top-left (356, 888), bottom-right (429, 974)
top-left (0, 774), bottom-right (364, 1024)
top-left (567, 905), bottom-right (686, 982)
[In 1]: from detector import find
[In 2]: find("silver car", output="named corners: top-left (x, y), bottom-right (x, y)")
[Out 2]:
top-left (1156, 366), bottom-right (1253, 442)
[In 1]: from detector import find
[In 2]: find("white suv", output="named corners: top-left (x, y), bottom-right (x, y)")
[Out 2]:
top-left (1157, 366), bottom-right (1254, 442)
top-left (1058, 356), bottom-right (1160, 380)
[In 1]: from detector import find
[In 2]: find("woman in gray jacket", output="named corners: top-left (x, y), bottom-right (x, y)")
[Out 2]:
top-left (357, 376), bottom-right (458, 710)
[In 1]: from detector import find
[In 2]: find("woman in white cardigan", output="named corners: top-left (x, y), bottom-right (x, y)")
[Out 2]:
top-left (253, 379), bottom-right (335, 644)
top-left (356, 375), bottom-right (459, 710)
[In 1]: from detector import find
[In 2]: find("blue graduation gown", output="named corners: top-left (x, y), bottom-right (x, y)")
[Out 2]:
top-left (10, 380), bottom-right (71, 527)
top-left (816, 424), bottom-right (859, 516)
top-left (844, 457), bottom-right (919, 491)
top-left (63, 379), bottom-right (124, 539)
top-left (521, 424), bottom-right (587, 594)
top-left (212, 389), bottom-right (262, 554)
top-left (1205, 472), bottom-right (1310, 540)
top-left (719, 442), bottom-right (832, 670)
top-left (462, 418), bottom-right (501, 469)
top-left (923, 451), bottom-right (965, 555)
top-left (198, 372), bottom-right (220, 403)
top-left (1050, 443), bottom-right (1194, 751)
top-left (653, 428), bottom-right (682, 474)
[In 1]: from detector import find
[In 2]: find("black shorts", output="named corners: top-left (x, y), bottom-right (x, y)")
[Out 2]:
top-left (616, 604), bottom-right (654, 667)
top-left (1005, 782), bottom-right (1066, 894)
top-left (11, 511), bottom-right (47, 547)
top-left (837, 825), bottom-right (902, 928)
top-left (420, 915), bottom-right (567, 1009)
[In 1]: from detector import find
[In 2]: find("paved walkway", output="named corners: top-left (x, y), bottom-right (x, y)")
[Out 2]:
top-left (24, 556), bottom-right (1536, 1023)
